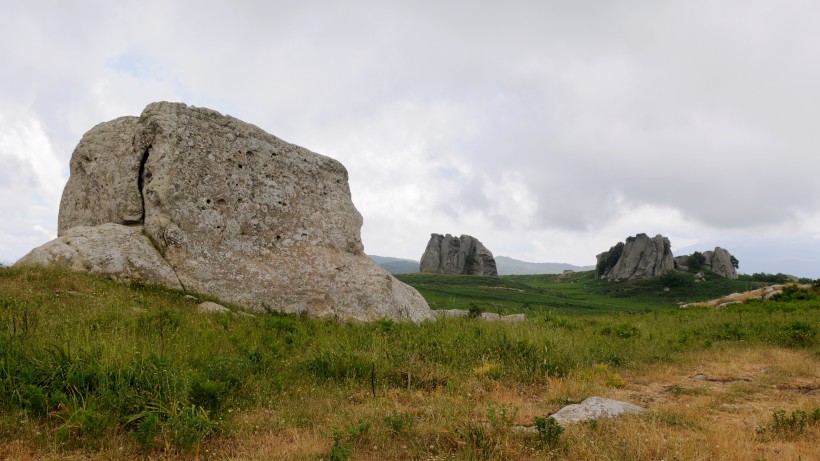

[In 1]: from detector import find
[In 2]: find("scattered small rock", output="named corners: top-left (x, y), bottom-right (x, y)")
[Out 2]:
top-left (717, 301), bottom-right (742, 308)
top-left (500, 313), bottom-right (527, 322)
top-left (511, 425), bottom-right (539, 434)
top-left (433, 309), bottom-right (468, 318)
top-left (197, 301), bottom-right (230, 314)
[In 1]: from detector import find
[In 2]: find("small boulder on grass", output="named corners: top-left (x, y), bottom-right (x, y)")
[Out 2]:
top-left (549, 397), bottom-right (644, 425)
top-left (197, 301), bottom-right (230, 314)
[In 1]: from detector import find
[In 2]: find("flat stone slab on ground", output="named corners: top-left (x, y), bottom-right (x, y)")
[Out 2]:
top-left (550, 397), bottom-right (644, 424)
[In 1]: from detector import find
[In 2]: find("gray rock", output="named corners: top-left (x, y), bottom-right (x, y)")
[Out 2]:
top-left (419, 233), bottom-right (497, 276)
top-left (673, 255), bottom-right (690, 271)
top-left (433, 309), bottom-right (469, 318)
top-left (500, 313), bottom-right (527, 322)
top-left (197, 301), bottom-right (230, 314)
top-left (16, 223), bottom-right (182, 289)
top-left (702, 247), bottom-right (738, 279)
top-left (549, 397), bottom-right (644, 425)
top-left (58, 117), bottom-right (144, 233)
top-left (596, 233), bottom-right (674, 280)
top-left (19, 102), bottom-right (433, 322)
top-left (480, 312), bottom-right (501, 320)
top-left (675, 247), bottom-right (738, 279)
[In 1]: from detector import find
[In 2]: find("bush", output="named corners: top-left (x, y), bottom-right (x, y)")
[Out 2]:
top-left (596, 242), bottom-right (624, 277)
top-left (659, 270), bottom-right (692, 288)
top-left (534, 416), bottom-right (563, 448)
top-left (687, 252), bottom-right (705, 271)
top-left (772, 321), bottom-right (817, 348)
top-left (771, 285), bottom-right (815, 302)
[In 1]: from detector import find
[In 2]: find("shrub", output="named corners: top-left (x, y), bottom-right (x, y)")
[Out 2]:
top-left (659, 270), bottom-right (692, 288)
top-left (771, 285), bottom-right (815, 302)
top-left (687, 252), bottom-right (705, 271)
top-left (596, 242), bottom-right (624, 277)
top-left (772, 321), bottom-right (817, 348)
top-left (534, 416), bottom-right (563, 448)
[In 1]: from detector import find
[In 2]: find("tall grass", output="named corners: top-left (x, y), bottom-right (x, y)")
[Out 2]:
top-left (0, 265), bottom-right (818, 459)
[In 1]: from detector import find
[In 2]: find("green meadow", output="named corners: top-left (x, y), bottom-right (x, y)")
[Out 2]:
top-left (1, 265), bottom-right (818, 460)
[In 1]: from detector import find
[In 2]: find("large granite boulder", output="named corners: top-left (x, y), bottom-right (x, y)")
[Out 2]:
top-left (18, 102), bottom-right (433, 322)
top-left (419, 233), bottom-right (497, 276)
top-left (596, 233), bottom-right (674, 280)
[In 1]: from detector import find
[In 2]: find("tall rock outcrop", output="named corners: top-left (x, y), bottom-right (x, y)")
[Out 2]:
top-left (596, 233), bottom-right (674, 280)
top-left (17, 102), bottom-right (433, 322)
top-left (704, 247), bottom-right (738, 279)
top-left (419, 234), bottom-right (498, 276)
top-left (674, 247), bottom-right (738, 279)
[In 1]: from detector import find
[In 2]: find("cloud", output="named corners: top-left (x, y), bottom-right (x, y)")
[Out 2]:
top-left (1, 0), bottom-right (820, 276)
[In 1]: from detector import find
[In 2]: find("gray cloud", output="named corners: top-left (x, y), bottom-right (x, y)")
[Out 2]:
top-left (2, 0), bottom-right (819, 275)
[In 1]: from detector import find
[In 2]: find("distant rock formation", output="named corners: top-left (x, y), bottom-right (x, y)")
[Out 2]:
top-left (419, 234), bottom-right (498, 276)
top-left (675, 247), bottom-right (738, 279)
top-left (596, 233), bottom-right (674, 280)
top-left (17, 102), bottom-right (432, 322)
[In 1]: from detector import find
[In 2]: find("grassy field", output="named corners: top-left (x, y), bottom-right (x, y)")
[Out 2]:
top-left (1, 265), bottom-right (819, 460)
top-left (397, 270), bottom-right (767, 315)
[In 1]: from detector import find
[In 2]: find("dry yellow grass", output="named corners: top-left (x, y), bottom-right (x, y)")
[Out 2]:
top-left (198, 347), bottom-right (819, 460)
top-left (1, 347), bottom-right (817, 460)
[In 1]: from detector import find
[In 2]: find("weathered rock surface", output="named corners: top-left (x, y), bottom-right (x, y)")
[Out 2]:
top-left (197, 301), bottom-right (230, 314)
top-left (19, 102), bottom-right (432, 322)
top-left (419, 233), bottom-right (497, 276)
top-left (674, 247), bottom-right (738, 279)
top-left (703, 247), bottom-right (738, 279)
top-left (549, 397), bottom-right (644, 425)
top-left (16, 223), bottom-right (182, 288)
top-left (430, 309), bottom-right (526, 322)
top-left (596, 233), bottom-right (674, 280)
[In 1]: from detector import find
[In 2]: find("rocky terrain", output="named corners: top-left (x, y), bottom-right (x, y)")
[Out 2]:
top-left (17, 102), bottom-right (432, 322)
top-left (419, 233), bottom-right (498, 276)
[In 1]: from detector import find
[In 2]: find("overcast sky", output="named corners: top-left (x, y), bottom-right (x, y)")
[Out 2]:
top-left (2, 0), bottom-right (819, 277)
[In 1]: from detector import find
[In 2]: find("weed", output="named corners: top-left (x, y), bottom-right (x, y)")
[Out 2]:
top-left (165, 404), bottom-right (217, 449)
top-left (130, 411), bottom-right (160, 450)
top-left (457, 421), bottom-right (496, 459)
top-left (534, 416), bottom-right (563, 448)
top-left (759, 407), bottom-right (820, 440)
top-left (327, 420), bottom-right (371, 461)
top-left (52, 395), bottom-right (108, 449)
top-left (384, 411), bottom-right (414, 435)
top-left (772, 321), bottom-right (817, 348)
top-left (487, 403), bottom-right (518, 431)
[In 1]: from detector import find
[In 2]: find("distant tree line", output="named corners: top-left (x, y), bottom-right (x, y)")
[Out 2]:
top-left (737, 272), bottom-right (816, 284)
